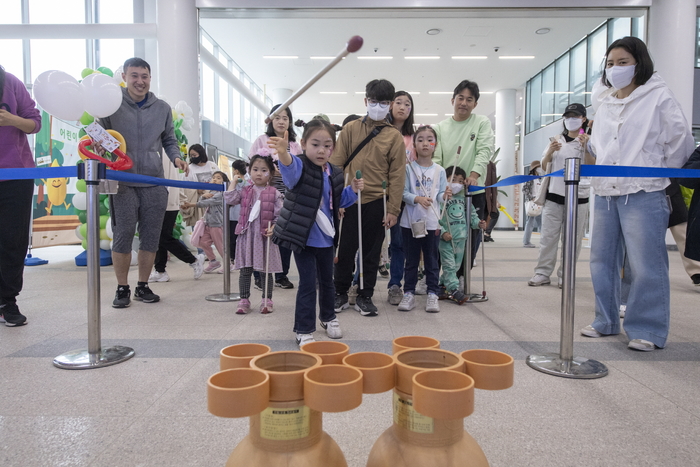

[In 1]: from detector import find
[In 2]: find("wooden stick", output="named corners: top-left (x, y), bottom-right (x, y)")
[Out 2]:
top-left (439, 145), bottom-right (464, 220)
top-left (356, 170), bottom-right (364, 290)
top-left (263, 220), bottom-right (272, 313)
top-left (334, 173), bottom-right (349, 264)
top-left (382, 180), bottom-right (390, 245)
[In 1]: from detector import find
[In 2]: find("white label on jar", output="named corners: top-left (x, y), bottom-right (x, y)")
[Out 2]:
top-left (259, 405), bottom-right (310, 441)
top-left (393, 392), bottom-right (434, 434)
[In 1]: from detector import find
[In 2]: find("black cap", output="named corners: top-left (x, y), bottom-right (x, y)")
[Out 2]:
top-left (563, 103), bottom-right (586, 117)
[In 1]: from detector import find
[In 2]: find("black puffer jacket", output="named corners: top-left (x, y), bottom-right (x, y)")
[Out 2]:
top-left (679, 145), bottom-right (700, 261)
top-left (273, 155), bottom-right (344, 252)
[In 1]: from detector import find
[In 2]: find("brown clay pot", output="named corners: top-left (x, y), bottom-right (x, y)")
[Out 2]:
top-left (391, 336), bottom-right (440, 355)
top-left (342, 352), bottom-right (395, 394)
top-left (460, 349), bottom-right (514, 390)
top-left (208, 368), bottom-right (270, 418)
top-left (304, 364), bottom-right (363, 413)
top-left (394, 348), bottom-right (464, 395)
top-left (220, 343), bottom-right (271, 370)
top-left (250, 351), bottom-right (322, 402)
top-left (300, 341), bottom-right (350, 365)
top-left (412, 369), bottom-right (475, 420)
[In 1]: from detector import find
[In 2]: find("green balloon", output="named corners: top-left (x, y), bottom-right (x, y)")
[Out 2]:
top-left (79, 223), bottom-right (87, 239)
top-left (78, 211), bottom-right (87, 224)
top-left (81, 68), bottom-right (95, 78)
top-left (75, 179), bottom-right (86, 193)
top-left (97, 66), bottom-right (113, 77)
top-left (99, 194), bottom-right (107, 201)
top-left (99, 204), bottom-right (108, 216)
top-left (100, 229), bottom-right (110, 240)
top-left (99, 215), bottom-right (109, 228)
top-left (79, 128), bottom-right (87, 138)
top-left (103, 197), bottom-right (110, 209)
top-left (79, 111), bottom-right (94, 126)
top-left (82, 239), bottom-right (88, 250)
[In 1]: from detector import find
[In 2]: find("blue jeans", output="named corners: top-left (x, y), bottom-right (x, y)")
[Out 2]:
top-left (523, 214), bottom-right (542, 245)
top-left (388, 222), bottom-right (405, 288)
top-left (589, 191), bottom-right (671, 348)
top-left (293, 246), bottom-right (336, 334)
top-left (402, 228), bottom-right (440, 295)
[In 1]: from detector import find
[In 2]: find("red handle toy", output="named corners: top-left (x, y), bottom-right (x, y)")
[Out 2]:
top-left (78, 139), bottom-right (133, 171)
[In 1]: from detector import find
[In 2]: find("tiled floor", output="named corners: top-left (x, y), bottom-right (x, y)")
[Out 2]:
top-left (1, 231), bottom-right (699, 466)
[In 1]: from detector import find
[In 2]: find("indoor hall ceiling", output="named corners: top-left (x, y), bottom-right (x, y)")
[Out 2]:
top-left (200, 12), bottom-right (612, 127)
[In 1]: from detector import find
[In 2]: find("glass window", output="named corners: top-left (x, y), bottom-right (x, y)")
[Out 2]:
top-left (570, 41), bottom-right (587, 111)
top-left (202, 64), bottom-right (215, 121)
top-left (527, 74), bottom-right (541, 132)
top-left (0, 40), bottom-right (24, 80)
top-left (231, 87), bottom-right (241, 135)
top-left (98, 39), bottom-right (134, 71)
top-left (609, 17), bottom-right (631, 43)
top-left (696, 17), bottom-right (700, 68)
top-left (631, 16), bottom-right (645, 41)
top-left (587, 25), bottom-right (607, 107)
top-left (243, 98), bottom-right (251, 141)
top-left (218, 76), bottom-right (229, 128)
top-left (540, 64), bottom-right (555, 126)
top-left (29, 0), bottom-right (85, 23)
top-left (554, 53), bottom-right (570, 116)
top-left (31, 39), bottom-right (86, 83)
top-left (97, 0), bottom-right (134, 23)
top-left (1, 0), bottom-right (22, 24)
top-left (201, 35), bottom-right (214, 54)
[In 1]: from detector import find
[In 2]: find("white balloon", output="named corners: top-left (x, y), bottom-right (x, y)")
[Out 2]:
top-left (75, 225), bottom-right (84, 240)
top-left (105, 217), bottom-right (113, 239)
top-left (72, 192), bottom-right (87, 211)
top-left (81, 73), bottom-right (123, 118)
top-left (100, 240), bottom-right (111, 250)
top-left (33, 70), bottom-right (85, 121)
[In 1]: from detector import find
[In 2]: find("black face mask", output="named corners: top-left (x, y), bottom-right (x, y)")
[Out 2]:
top-left (190, 157), bottom-right (202, 164)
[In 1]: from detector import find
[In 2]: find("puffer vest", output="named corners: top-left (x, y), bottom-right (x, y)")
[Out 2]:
top-left (236, 185), bottom-right (277, 235)
top-left (273, 155), bottom-right (344, 252)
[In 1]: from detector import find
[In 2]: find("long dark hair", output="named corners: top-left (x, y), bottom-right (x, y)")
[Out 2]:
top-left (601, 36), bottom-right (654, 88)
top-left (188, 143), bottom-right (207, 163)
top-left (265, 104), bottom-right (297, 141)
top-left (389, 91), bottom-right (415, 136)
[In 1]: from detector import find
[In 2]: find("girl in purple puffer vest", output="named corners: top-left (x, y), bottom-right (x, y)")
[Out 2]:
top-left (225, 155), bottom-right (283, 314)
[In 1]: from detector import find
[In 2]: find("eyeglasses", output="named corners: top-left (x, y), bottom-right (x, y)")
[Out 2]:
top-left (367, 99), bottom-right (391, 107)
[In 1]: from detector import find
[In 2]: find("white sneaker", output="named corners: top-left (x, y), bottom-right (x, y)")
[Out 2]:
top-left (528, 274), bottom-right (551, 286)
top-left (581, 325), bottom-right (603, 338)
top-left (321, 318), bottom-right (343, 339)
top-left (415, 277), bottom-right (427, 295)
top-left (619, 305), bottom-right (626, 319)
top-left (398, 293), bottom-right (416, 311)
top-left (148, 270), bottom-right (170, 283)
top-left (296, 332), bottom-right (315, 348)
top-left (190, 254), bottom-right (205, 279)
top-left (628, 339), bottom-right (655, 351)
top-left (425, 293), bottom-right (440, 313)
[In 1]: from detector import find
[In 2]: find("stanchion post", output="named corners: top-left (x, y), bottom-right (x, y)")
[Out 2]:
top-left (206, 182), bottom-right (240, 302)
top-left (464, 192), bottom-right (487, 303)
top-left (526, 158), bottom-right (607, 379)
top-left (53, 160), bottom-right (135, 369)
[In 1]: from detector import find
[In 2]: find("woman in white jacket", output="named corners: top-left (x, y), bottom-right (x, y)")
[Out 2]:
top-left (582, 37), bottom-right (695, 351)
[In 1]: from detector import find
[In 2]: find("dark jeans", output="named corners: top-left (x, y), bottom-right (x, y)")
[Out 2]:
top-left (402, 227), bottom-right (440, 295)
top-left (334, 198), bottom-right (386, 298)
top-left (154, 210), bottom-right (196, 272)
top-left (293, 246), bottom-right (336, 334)
top-left (0, 180), bottom-right (33, 304)
top-left (229, 220), bottom-right (238, 263)
top-left (388, 222), bottom-right (405, 288)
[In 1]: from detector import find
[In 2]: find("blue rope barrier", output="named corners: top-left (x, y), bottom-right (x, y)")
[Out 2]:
top-left (105, 170), bottom-right (224, 191)
top-left (0, 166), bottom-right (77, 179)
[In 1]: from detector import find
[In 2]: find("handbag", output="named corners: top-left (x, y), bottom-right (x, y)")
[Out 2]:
top-left (526, 200), bottom-right (543, 217)
top-left (190, 218), bottom-right (206, 248)
top-left (533, 163), bottom-right (551, 206)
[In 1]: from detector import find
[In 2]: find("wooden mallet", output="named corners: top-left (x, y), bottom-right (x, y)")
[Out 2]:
top-left (356, 170), bottom-right (364, 290)
top-left (334, 173), bottom-right (349, 264)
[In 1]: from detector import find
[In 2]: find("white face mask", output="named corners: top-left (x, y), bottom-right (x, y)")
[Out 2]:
top-left (607, 65), bottom-right (636, 90)
top-left (450, 183), bottom-right (463, 195)
top-left (564, 117), bottom-right (583, 132)
top-left (367, 102), bottom-right (390, 121)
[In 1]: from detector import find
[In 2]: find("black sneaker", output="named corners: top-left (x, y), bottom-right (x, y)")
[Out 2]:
top-left (112, 286), bottom-right (131, 308)
top-left (0, 303), bottom-right (27, 327)
top-left (692, 274), bottom-right (700, 286)
top-left (449, 290), bottom-right (468, 305)
top-left (134, 284), bottom-right (160, 303)
top-left (354, 295), bottom-right (378, 317)
top-left (275, 276), bottom-right (294, 289)
top-left (378, 265), bottom-right (389, 278)
top-left (334, 293), bottom-right (349, 313)
top-left (254, 277), bottom-right (262, 291)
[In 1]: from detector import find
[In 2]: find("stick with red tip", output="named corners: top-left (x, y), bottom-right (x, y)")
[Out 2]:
top-left (334, 173), bottom-right (349, 264)
top-left (382, 180), bottom-right (390, 245)
top-left (357, 170), bottom-right (364, 290)
top-left (265, 36), bottom-right (364, 124)
top-left (262, 221), bottom-right (272, 314)
top-left (439, 145), bottom-right (463, 220)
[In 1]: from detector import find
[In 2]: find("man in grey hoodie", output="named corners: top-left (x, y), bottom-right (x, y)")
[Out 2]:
top-left (100, 57), bottom-right (189, 308)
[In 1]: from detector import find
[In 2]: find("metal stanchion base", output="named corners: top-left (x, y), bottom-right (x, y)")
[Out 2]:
top-left (466, 293), bottom-right (488, 303)
top-left (53, 346), bottom-right (135, 370)
top-left (526, 353), bottom-right (608, 379)
top-left (206, 293), bottom-right (241, 302)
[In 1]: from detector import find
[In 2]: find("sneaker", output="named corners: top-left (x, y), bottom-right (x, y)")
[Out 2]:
top-left (628, 339), bottom-right (655, 351)
top-left (190, 254), bottom-right (205, 279)
top-left (483, 234), bottom-right (494, 242)
top-left (387, 284), bottom-right (403, 305)
top-left (378, 264), bottom-right (389, 278)
top-left (254, 277), bottom-right (262, 290)
top-left (0, 303), bottom-right (27, 327)
top-left (619, 305), bottom-right (626, 319)
top-left (148, 270), bottom-right (170, 283)
top-left (260, 299), bottom-right (274, 314)
top-left (415, 277), bottom-right (427, 295)
top-left (334, 294), bottom-right (349, 313)
top-left (355, 295), bottom-right (378, 316)
top-left (112, 286), bottom-right (131, 308)
top-left (528, 274), bottom-right (551, 286)
top-left (296, 332), bottom-right (316, 347)
top-left (523, 243), bottom-right (536, 248)
top-left (692, 274), bottom-right (700, 286)
top-left (449, 289), bottom-right (468, 305)
top-left (236, 298), bottom-right (251, 314)
top-left (134, 284), bottom-right (160, 303)
top-left (397, 293), bottom-right (416, 312)
top-left (217, 263), bottom-right (235, 274)
top-left (347, 284), bottom-right (358, 306)
top-left (204, 260), bottom-right (221, 273)
top-left (275, 276), bottom-right (294, 289)
top-left (426, 293), bottom-right (440, 313)
top-left (321, 318), bottom-right (343, 339)
top-left (580, 325), bottom-right (603, 338)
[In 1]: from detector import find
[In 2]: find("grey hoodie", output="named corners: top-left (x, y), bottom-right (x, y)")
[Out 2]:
top-left (100, 88), bottom-right (181, 187)
top-left (197, 192), bottom-right (224, 228)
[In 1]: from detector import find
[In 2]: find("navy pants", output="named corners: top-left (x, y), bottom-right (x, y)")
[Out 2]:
top-left (402, 227), bottom-right (441, 296)
top-left (293, 246), bottom-right (336, 334)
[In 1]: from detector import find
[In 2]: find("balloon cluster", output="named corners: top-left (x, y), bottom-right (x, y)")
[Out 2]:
top-left (72, 179), bottom-right (113, 251)
top-left (33, 66), bottom-right (124, 123)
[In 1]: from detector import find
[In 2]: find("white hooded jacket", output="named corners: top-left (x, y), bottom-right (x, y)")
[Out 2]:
top-left (589, 73), bottom-right (694, 196)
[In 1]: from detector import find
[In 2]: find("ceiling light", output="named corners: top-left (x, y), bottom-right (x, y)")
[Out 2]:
top-left (499, 56), bottom-right (535, 59)
top-left (535, 28), bottom-right (551, 35)
top-left (582, 91), bottom-right (592, 94)
top-left (262, 55), bottom-right (298, 59)
top-left (357, 56), bottom-right (393, 60)
top-left (452, 56), bottom-right (488, 60)
top-left (426, 28), bottom-right (442, 35)
top-left (405, 56), bottom-right (440, 60)
top-left (429, 91), bottom-right (453, 95)
top-left (311, 56), bottom-right (345, 60)
top-left (319, 92), bottom-right (348, 95)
